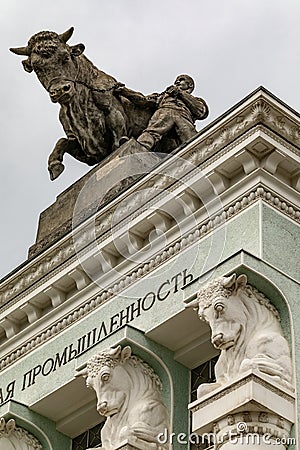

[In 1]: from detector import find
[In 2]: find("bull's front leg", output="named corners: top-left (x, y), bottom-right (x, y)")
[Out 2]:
top-left (48, 138), bottom-right (69, 180)
top-left (48, 137), bottom-right (81, 180)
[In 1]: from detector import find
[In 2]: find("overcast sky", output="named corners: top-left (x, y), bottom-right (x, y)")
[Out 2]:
top-left (1, 0), bottom-right (300, 280)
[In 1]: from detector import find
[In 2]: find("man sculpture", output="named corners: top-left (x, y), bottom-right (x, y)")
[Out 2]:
top-left (116, 74), bottom-right (209, 150)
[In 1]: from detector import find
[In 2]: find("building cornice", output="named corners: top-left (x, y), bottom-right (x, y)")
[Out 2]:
top-left (0, 88), bottom-right (299, 367)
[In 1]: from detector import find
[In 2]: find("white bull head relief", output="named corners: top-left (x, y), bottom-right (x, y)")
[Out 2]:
top-left (76, 345), bottom-right (169, 449)
top-left (187, 273), bottom-right (293, 397)
top-left (0, 418), bottom-right (42, 450)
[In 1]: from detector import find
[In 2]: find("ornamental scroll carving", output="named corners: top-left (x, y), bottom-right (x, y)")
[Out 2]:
top-left (0, 418), bottom-right (42, 450)
top-left (187, 273), bottom-right (293, 397)
top-left (76, 345), bottom-right (169, 449)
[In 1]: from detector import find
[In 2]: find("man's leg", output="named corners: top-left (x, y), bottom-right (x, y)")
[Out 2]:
top-left (174, 115), bottom-right (197, 143)
top-left (137, 109), bottom-right (174, 150)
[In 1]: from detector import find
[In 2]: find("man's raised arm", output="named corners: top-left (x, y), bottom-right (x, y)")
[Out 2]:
top-left (115, 85), bottom-right (158, 109)
top-left (178, 90), bottom-right (209, 120)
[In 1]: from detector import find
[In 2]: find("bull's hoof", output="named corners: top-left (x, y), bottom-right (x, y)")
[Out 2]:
top-left (48, 161), bottom-right (65, 180)
top-left (119, 136), bottom-right (130, 146)
top-left (197, 382), bottom-right (221, 398)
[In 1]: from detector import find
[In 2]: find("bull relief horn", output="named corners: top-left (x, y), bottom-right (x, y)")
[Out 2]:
top-left (59, 27), bottom-right (74, 43)
top-left (185, 298), bottom-right (199, 309)
top-left (0, 418), bottom-right (5, 431)
top-left (109, 345), bottom-right (122, 358)
top-left (9, 46), bottom-right (29, 56)
top-left (222, 273), bottom-right (236, 288)
top-left (75, 367), bottom-right (88, 378)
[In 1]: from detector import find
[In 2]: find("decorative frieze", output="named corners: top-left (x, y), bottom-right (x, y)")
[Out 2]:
top-left (212, 411), bottom-right (292, 449)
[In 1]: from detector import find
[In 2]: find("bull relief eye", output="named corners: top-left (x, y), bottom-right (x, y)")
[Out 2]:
top-left (101, 372), bottom-right (110, 382)
top-left (214, 303), bottom-right (224, 316)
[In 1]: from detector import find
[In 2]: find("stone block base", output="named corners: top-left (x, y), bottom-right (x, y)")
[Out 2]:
top-left (29, 138), bottom-right (166, 258)
top-left (189, 371), bottom-right (295, 434)
top-left (97, 138), bottom-right (166, 204)
top-left (189, 371), bottom-right (295, 449)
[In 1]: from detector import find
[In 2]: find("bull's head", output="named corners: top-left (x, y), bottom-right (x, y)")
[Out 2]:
top-left (10, 27), bottom-right (85, 105)
top-left (76, 346), bottom-right (132, 417)
top-left (186, 274), bottom-right (248, 350)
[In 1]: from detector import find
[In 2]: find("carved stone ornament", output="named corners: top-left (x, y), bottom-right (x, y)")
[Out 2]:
top-left (187, 273), bottom-right (293, 397)
top-left (10, 27), bottom-right (208, 180)
top-left (0, 418), bottom-right (42, 450)
top-left (76, 345), bottom-right (169, 450)
top-left (209, 411), bottom-right (292, 450)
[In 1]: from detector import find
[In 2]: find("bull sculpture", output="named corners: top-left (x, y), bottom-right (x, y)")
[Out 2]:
top-left (187, 273), bottom-right (293, 397)
top-left (76, 345), bottom-right (169, 449)
top-left (10, 28), bottom-right (161, 180)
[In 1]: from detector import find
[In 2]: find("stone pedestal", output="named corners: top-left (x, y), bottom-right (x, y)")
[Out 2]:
top-left (29, 137), bottom-right (165, 258)
top-left (99, 138), bottom-right (165, 204)
top-left (189, 371), bottom-right (295, 449)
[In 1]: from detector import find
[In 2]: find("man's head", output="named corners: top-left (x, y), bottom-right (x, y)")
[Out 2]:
top-left (174, 74), bottom-right (195, 93)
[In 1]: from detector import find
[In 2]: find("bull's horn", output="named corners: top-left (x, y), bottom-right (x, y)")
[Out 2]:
top-left (110, 345), bottom-right (121, 358)
top-left (222, 273), bottom-right (236, 288)
top-left (0, 418), bottom-right (5, 431)
top-left (75, 367), bottom-right (88, 378)
top-left (185, 298), bottom-right (199, 309)
top-left (59, 27), bottom-right (74, 43)
top-left (10, 46), bottom-right (29, 56)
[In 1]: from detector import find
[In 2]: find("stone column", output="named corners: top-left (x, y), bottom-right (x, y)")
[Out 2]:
top-left (189, 371), bottom-right (295, 449)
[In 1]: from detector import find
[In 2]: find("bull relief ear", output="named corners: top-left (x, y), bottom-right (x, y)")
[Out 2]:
top-left (70, 43), bottom-right (85, 57)
top-left (236, 274), bottom-right (247, 288)
top-left (121, 346), bottom-right (132, 362)
top-left (22, 59), bottom-right (33, 73)
top-left (6, 419), bottom-right (16, 433)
